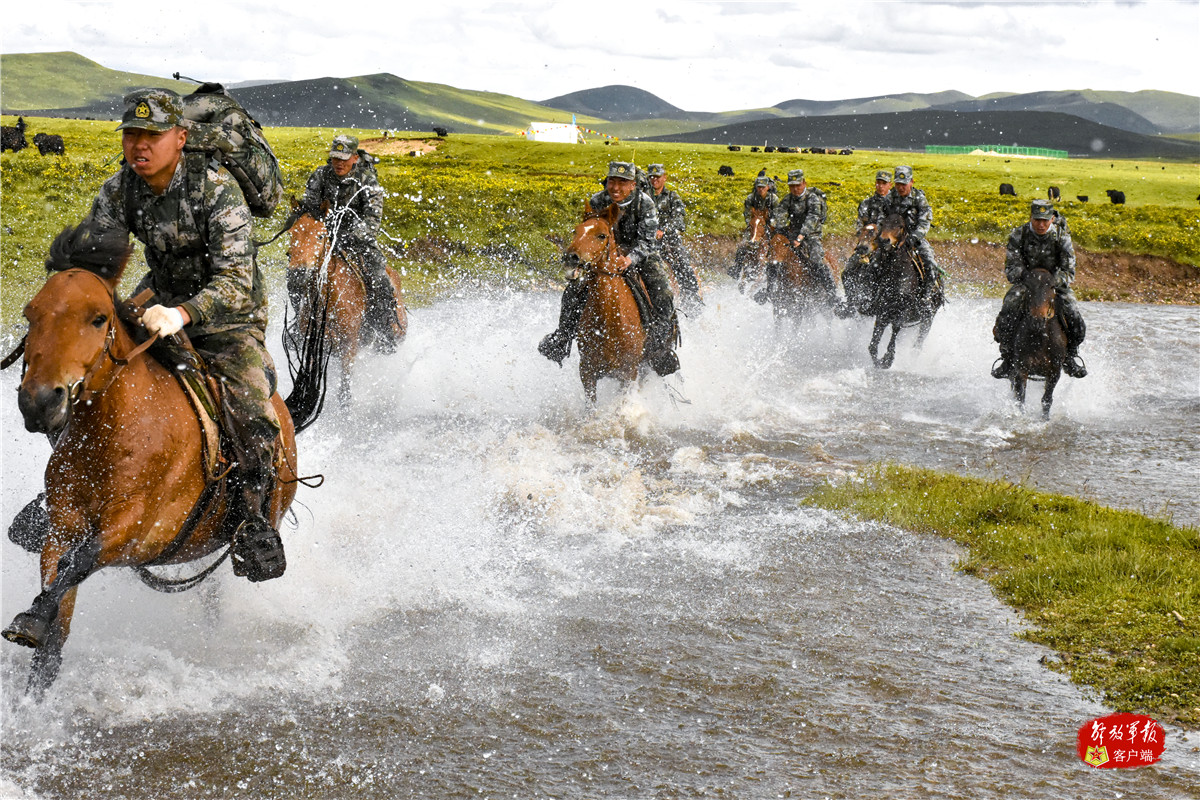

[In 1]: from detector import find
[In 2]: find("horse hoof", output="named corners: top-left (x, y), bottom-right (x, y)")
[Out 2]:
top-left (3, 612), bottom-right (50, 649)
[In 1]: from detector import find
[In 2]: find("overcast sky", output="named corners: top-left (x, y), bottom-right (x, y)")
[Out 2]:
top-left (4, 1), bottom-right (1197, 112)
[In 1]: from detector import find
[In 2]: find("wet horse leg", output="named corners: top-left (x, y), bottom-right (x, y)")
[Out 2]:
top-left (1011, 374), bottom-right (1028, 408)
top-left (1041, 370), bottom-right (1061, 419)
top-left (26, 587), bottom-right (76, 697)
top-left (881, 324), bottom-right (900, 370)
top-left (3, 534), bottom-right (100, 650)
top-left (868, 317), bottom-right (887, 366)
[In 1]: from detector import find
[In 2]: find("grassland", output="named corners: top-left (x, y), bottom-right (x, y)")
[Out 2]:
top-left (808, 466), bottom-right (1200, 728)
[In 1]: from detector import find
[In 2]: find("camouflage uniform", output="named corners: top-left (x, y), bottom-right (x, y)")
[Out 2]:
top-left (645, 164), bottom-right (701, 303)
top-left (885, 166), bottom-right (943, 302)
top-left (842, 169), bottom-right (893, 314)
top-left (742, 182), bottom-right (779, 230)
top-left (540, 161), bottom-right (678, 375)
top-left (81, 88), bottom-right (284, 581)
top-left (993, 201), bottom-right (1087, 377)
top-left (296, 136), bottom-right (399, 348)
top-left (769, 170), bottom-right (838, 305)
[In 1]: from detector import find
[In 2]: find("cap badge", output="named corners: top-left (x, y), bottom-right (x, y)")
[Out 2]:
top-left (135, 102), bottom-right (151, 119)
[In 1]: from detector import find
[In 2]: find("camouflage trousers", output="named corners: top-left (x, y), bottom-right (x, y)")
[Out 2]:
top-left (783, 239), bottom-right (838, 303)
top-left (660, 232), bottom-right (700, 294)
top-left (192, 328), bottom-right (280, 451)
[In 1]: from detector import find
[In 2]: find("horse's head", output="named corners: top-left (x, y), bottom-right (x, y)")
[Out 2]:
top-left (1023, 268), bottom-right (1058, 320)
top-left (872, 213), bottom-right (908, 251)
top-left (748, 207), bottom-right (769, 242)
top-left (18, 225), bottom-right (132, 434)
top-left (563, 201), bottom-right (620, 275)
top-left (288, 211), bottom-right (330, 271)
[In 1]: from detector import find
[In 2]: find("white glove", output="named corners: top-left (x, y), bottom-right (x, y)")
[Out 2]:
top-left (143, 305), bottom-right (185, 337)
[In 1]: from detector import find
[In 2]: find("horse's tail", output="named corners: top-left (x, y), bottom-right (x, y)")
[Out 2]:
top-left (282, 284), bottom-right (332, 434)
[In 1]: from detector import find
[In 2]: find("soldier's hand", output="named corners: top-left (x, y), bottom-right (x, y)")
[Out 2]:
top-left (143, 305), bottom-right (186, 337)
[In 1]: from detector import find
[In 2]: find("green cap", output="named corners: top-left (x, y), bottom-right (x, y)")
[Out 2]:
top-left (893, 165), bottom-right (913, 184)
top-left (116, 89), bottom-right (184, 132)
top-left (786, 169), bottom-right (805, 185)
top-left (606, 161), bottom-right (636, 180)
top-left (875, 170), bottom-right (892, 182)
top-left (645, 163), bottom-right (666, 177)
top-left (1031, 199), bottom-right (1054, 220)
top-left (753, 175), bottom-right (774, 188)
top-left (330, 134), bottom-right (359, 160)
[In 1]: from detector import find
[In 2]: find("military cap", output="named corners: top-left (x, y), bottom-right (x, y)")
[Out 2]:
top-left (329, 134), bottom-right (359, 160)
top-left (116, 88), bottom-right (184, 132)
top-left (786, 169), bottom-right (806, 185)
top-left (893, 165), bottom-right (914, 184)
top-left (1030, 199), bottom-right (1055, 220)
top-left (753, 175), bottom-right (774, 188)
top-left (606, 161), bottom-right (637, 180)
top-left (645, 163), bottom-right (666, 177)
top-left (875, 169), bottom-right (893, 182)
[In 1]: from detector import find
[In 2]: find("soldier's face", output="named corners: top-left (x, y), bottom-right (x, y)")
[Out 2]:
top-left (895, 181), bottom-right (913, 197)
top-left (755, 185), bottom-right (769, 197)
top-left (122, 127), bottom-right (186, 188)
top-left (651, 175), bottom-right (666, 192)
top-left (607, 177), bottom-right (635, 203)
top-left (875, 179), bottom-right (892, 195)
top-left (1030, 217), bottom-right (1053, 235)
top-left (331, 154), bottom-right (359, 177)
top-left (788, 182), bottom-right (806, 196)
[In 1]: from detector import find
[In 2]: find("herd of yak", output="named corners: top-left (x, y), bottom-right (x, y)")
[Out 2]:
top-left (2, 118), bottom-right (65, 156)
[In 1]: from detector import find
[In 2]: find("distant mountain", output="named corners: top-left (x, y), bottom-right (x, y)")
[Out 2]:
top-left (0, 52), bottom-right (193, 110)
top-left (641, 109), bottom-right (1200, 161)
top-left (775, 90), bottom-right (974, 117)
top-left (932, 91), bottom-right (1163, 135)
top-left (540, 85), bottom-right (701, 122)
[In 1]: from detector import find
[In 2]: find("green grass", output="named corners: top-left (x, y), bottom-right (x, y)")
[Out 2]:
top-left (3, 116), bottom-right (1199, 328)
top-left (808, 465), bottom-right (1200, 728)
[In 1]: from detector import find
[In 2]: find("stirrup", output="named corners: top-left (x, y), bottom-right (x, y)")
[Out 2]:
top-left (231, 519), bottom-right (286, 582)
top-left (991, 357), bottom-right (1014, 379)
top-left (1063, 354), bottom-right (1088, 379)
top-left (649, 348), bottom-right (680, 376)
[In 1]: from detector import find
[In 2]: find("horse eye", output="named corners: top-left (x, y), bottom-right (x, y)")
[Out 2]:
top-left (91, 314), bottom-right (108, 328)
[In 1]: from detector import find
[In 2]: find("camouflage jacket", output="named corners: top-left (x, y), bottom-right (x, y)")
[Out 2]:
top-left (771, 190), bottom-right (824, 240)
top-left (84, 153), bottom-right (264, 336)
top-left (743, 190), bottom-right (779, 227)
top-left (651, 187), bottom-right (687, 235)
top-left (1005, 222), bottom-right (1076, 287)
top-left (589, 189), bottom-right (661, 265)
top-left (885, 187), bottom-right (933, 239)
top-left (856, 193), bottom-right (892, 234)
top-left (299, 157), bottom-right (384, 244)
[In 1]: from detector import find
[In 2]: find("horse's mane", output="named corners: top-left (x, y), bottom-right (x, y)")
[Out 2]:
top-left (45, 224), bottom-right (132, 281)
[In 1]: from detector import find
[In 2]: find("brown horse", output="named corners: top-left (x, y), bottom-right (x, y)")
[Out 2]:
top-left (565, 203), bottom-right (654, 403)
top-left (285, 204), bottom-right (406, 405)
top-left (763, 232), bottom-right (829, 326)
top-left (731, 206), bottom-right (771, 292)
top-left (866, 214), bottom-right (940, 369)
top-left (1008, 268), bottom-right (1067, 418)
top-left (2, 226), bottom-right (300, 696)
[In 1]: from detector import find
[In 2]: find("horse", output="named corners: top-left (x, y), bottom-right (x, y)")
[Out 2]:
top-left (731, 206), bottom-right (771, 292)
top-left (762, 231), bottom-right (829, 327)
top-left (1, 225), bottom-right (304, 697)
top-left (285, 202), bottom-right (406, 406)
top-left (564, 202), bottom-right (664, 403)
top-left (865, 213), bottom-right (941, 369)
top-left (1007, 268), bottom-right (1067, 418)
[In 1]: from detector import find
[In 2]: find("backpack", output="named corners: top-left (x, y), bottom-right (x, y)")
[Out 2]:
top-left (181, 83), bottom-right (284, 218)
top-left (809, 187), bottom-right (828, 226)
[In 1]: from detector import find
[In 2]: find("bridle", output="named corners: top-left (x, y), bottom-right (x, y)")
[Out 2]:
top-left (570, 213), bottom-right (626, 278)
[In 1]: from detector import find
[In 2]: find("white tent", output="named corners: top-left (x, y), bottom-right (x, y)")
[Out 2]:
top-left (525, 121), bottom-right (582, 143)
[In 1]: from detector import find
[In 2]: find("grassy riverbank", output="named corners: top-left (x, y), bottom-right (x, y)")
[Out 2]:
top-left (808, 465), bottom-right (1200, 729)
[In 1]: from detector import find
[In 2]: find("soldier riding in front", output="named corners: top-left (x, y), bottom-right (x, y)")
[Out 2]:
top-left (839, 168), bottom-right (893, 317)
top-left (539, 161), bottom-right (680, 376)
top-left (992, 199), bottom-right (1088, 380)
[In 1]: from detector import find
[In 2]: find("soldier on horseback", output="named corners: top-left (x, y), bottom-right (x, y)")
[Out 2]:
top-left (885, 165), bottom-right (944, 307)
top-left (539, 161), bottom-right (680, 376)
top-left (76, 89), bottom-right (285, 581)
top-left (769, 169), bottom-right (838, 307)
top-left (743, 174), bottom-right (779, 230)
top-left (294, 134), bottom-right (401, 353)
top-left (992, 200), bottom-right (1088, 379)
top-left (839, 169), bottom-right (892, 316)
top-left (645, 163), bottom-right (703, 314)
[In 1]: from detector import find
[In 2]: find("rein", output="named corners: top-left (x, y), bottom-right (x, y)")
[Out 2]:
top-left (68, 272), bottom-right (160, 409)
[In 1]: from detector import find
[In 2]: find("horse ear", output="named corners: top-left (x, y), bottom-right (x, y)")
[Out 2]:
top-left (45, 224), bottom-right (132, 285)
top-left (290, 196), bottom-right (300, 211)
top-left (583, 200), bottom-right (595, 216)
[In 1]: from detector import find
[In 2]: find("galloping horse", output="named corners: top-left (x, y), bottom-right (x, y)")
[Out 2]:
top-left (285, 201), bottom-right (406, 405)
top-left (763, 232), bottom-right (829, 326)
top-left (731, 206), bottom-right (771, 292)
top-left (866, 213), bottom-right (941, 369)
top-left (2, 225), bottom-right (301, 696)
top-left (565, 202), bottom-right (664, 402)
top-left (1006, 268), bottom-right (1067, 418)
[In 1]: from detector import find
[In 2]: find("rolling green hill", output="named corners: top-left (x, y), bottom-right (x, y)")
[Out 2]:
top-left (0, 52), bottom-right (193, 110)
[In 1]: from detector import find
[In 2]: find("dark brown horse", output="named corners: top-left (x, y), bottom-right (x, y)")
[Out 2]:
top-left (565, 202), bottom-right (656, 403)
top-left (732, 206), bottom-right (771, 292)
top-left (763, 232), bottom-right (829, 326)
top-left (1008, 268), bottom-right (1067, 418)
top-left (2, 226), bottom-right (301, 696)
top-left (866, 214), bottom-right (940, 369)
top-left (285, 203), bottom-right (406, 406)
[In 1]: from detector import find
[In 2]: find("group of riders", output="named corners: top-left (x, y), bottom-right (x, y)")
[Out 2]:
top-left (9, 87), bottom-right (1088, 586)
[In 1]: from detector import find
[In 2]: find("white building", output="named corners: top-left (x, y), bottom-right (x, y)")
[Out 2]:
top-left (524, 121), bottom-right (582, 144)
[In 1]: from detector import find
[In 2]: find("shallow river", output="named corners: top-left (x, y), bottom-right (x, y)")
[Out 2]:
top-left (2, 284), bottom-right (1197, 799)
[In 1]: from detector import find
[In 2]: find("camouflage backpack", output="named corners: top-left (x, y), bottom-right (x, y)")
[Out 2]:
top-left (809, 187), bottom-right (828, 226)
top-left (180, 83), bottom-right (284, 218)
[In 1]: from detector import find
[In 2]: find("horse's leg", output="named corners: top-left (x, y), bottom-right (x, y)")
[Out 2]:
top-left (914, 314), bottom-right (934, 350)
top-left (1011, 374), bottom-right (1027, 408)
top-left (869, 318), bottom-right (886, 366)
top-left (3, 534), bottom-right (102, 650)
top-left (1042, 371), bottom-right (1061, 419)
top-left (881, 325), bottom-right (899, 370)
top-left (26, 586), bottom-right (76, 698)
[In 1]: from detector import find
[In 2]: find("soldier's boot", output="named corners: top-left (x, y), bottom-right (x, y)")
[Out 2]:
top-left (538, 280), bottom-right (588, 365)
top-left (1060, 297), bottom-right (1087, 378)
top-left (643, 276), bottom-right (680, 377)
top-left (229, 438), bottom-right (286, 583)
top-left (8, 492), bottom-right (50, 554)
top-left (808, 258), bottom-right (840, 308)
top-left (361, 264), bottom-right (400, 355)
top-left (1063, 348), bottom-right (1088, 379)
